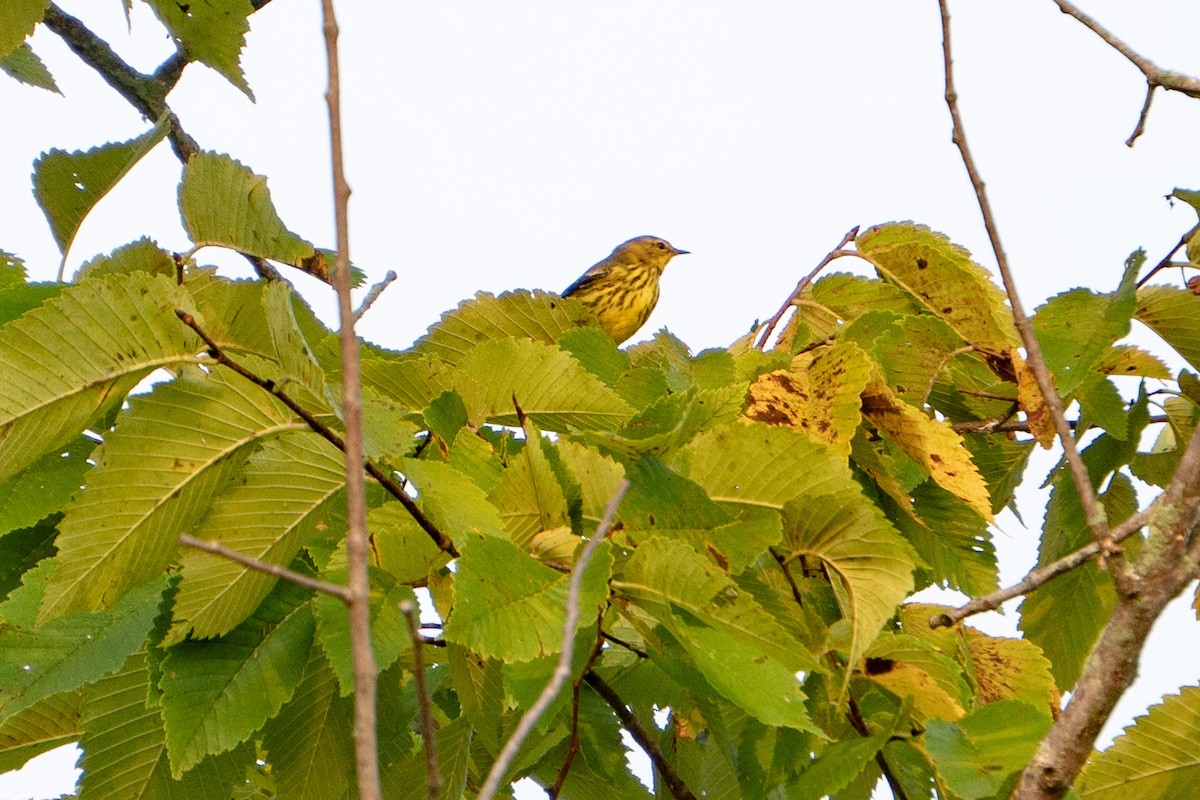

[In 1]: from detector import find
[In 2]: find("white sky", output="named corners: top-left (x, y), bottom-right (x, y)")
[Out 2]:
top-left (3, 1), bottom-right (1200, 798)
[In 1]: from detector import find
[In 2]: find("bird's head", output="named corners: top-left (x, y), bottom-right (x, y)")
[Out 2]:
top-left (612, 236), bottom-right (689, 271)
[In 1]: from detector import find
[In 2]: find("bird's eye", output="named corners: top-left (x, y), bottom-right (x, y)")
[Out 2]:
top-left (656, 242), bottom-right (666, 250)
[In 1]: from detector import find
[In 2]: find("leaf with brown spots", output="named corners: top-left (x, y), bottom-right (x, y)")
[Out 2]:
top-left (861, 377), bottom-right (993, 520)
top-left (741, 342), bottom-right (871, 455)
top-left (856, 223), bottom-right (1018, 353)
top-left (1012, 348), bottom-right (1055, 449)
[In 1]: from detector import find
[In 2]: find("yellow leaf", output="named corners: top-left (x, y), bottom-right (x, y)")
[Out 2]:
top-left (741, 342), bottom-right (871, 456)
top-left (1012, 349), bottom-right (1055, 449)
top-left (861, 378), bottom-right (993, 520)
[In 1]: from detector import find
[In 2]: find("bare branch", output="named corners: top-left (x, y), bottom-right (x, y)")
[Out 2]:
top-left (1051, 1), bottom-right (1200, 98)
top-left (476, 481), bottom-right (630, 800)
top-left (319, 1), bottom-right (380, 796)
top-left (400, 600), bottom-right (440, 800)
top-left (1137, 225), bottom-right (1198, 288)
top-left (43, 3), bottom-right (198, 161)
top-left (1012, 392), bottom-right (1200, 797)
top-left (929, 504), bottom-right (1151, 628)
top-left (937, 0), bottom-right (1121, 572)
top-left (584, 672), bottom-right (697, 800)
top-left (178, 534), bottom-right (352, 601)
top-left (755, 227), bottom-right (859, 350)
top-left (174, 309), bottom-right (458, 557)
top-left (355, 271), bottom-right (398, 320)
top-left (1125, 82), bottom-right (1156, 147)
top-left (549, 616), bottom-right (607, 799)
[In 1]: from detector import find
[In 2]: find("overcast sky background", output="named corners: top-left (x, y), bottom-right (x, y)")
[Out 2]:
top-left (3, 1), bottom-right (1200, 798)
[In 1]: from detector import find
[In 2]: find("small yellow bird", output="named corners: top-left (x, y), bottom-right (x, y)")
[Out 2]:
top-left (562, 236), bottom-right (689, 344)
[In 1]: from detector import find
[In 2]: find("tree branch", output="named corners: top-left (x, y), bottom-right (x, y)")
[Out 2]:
top-left (476, 481), bottom-right (629, 800)
top-left (1013, 392), bottom-right (1200, 797)
top-left (174, 309), bottom-right (459, 557)
top-left (549, 615), bottom-right (608, 799)
top-left (937, 0), bottom-right (1122, 575)
top-left (400, 600), bottom-right (440, 800)
top-left (178, 533), bottom-right (352, 601)
top-left (754, 226), bottom-right (859, 350)
top-left (583, 671), bottom-right (697, 800)
top-left (318, 1), bottom-right (381, 796)
top-left (1050, 0), bottom-right (1200, 146)
top-left (42, 3), bottom-right (199, 160)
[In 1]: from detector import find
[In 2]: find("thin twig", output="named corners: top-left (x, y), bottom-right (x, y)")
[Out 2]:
top-left (600, 631), bottom-right (648, 659)
top-left (929, 503), bottom-right (1152, 628)
top-left (1050, 1), bottom-right (1200, 99)
top-left (476, 481), bottom-right (630, 800)
top-left (549, 615), bottom-right (607, 799)
top-left (1136, 225), bottom-right (1197, 287)
top-left (584, 672), bottom-right (696, 800)
top-left (1126, 83), bottom-right (1156, 147)
top-left (318, 2), bottom-right (380, 797)
top-left (401, 600), bottom-right (441, 800)
top-left (952, 414), bottom-right (1170, 435)
top-left (174, 310), bottom-right (458, 557)
top-left (755, 227), bottom-right (859, 350)
top-left (938, 0), bottom-right (1121, 573)
top-left (846, 693), bottom-right (908, 800)
top-left (354, 271), bottom-right (398, 320)
top-left (178, 534), bottom-right (352, 601)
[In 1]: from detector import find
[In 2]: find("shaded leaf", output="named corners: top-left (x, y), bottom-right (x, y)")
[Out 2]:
top-left (0, 42), bottom-right (58, 92)
top-left (145, 0), bottom-right (253, 97)
top-left (33, 116), bottom-right (170, 262)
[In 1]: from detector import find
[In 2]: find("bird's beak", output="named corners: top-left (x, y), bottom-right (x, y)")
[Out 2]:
top-left (673, 247), bottom-right (690, 256)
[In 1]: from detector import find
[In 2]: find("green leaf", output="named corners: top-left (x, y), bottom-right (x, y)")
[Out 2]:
top-left (382, 714), bottom-right (473, 800)
top-left (453, 337), bottom-right (634, 431)
top-left (0, 575), bottom-right (165, 722)
top-left (169, 432), bottom-right (344, 642)
top-left (179, 152), bottom-right (316, 269)
top-left (614, 537), bottom-right (821, 676)
top-left (0, 42), bottom-right (58, 92)
top-left (856, 223), bottom-right (1019, 352)
top-left (781, 487), bottom-right (915, 686)
top-left (0, 272), bottom-right (198, 485)
top-left (76, 237), bottom-right (176, 281)
top-left (556, 439), bottom-right (626, 529)
top-left (0, 0), bottom-right (48, 60)
top-left (402, 458), bottom-right (507, 545)
top-left (313, 569), bottom-right (412, 696)
top-left (786, 730), bottom-right (890, 800)
top-left (444, 535), bottom-right (612, 662)
top-left (262, 653), bottom-right (355, 800)
top-left (895, 483), bottom-right (998, 597)
top-left (0, 434), bottom-right (93, 538)
top-left (924, 700), bottom-right (1051, 800)
top-left (413, 290), bottom-right (595, 365)
top-left (487, 418), bottom-right (569, 547)
top-left (371, 500), bottom-right (453, 585)
top-left (1136, 284), bottom-right (1200, 373)
top-left (79, 650), bottom-right (252, 800)
top-left (145, 0), bottom-right (253, 97)
top-left (0, 690), bottom-right (79, 773)
top-left (33, 116), bottom-right (170, 264)
top-left (40, 365), bottom-right (305, 622)
top-left (1032, 254), bottom-right (1138, 399)
top-left (160, 589), bottom-right (314, 777)
top-left (668, 615), bottom-right (818, 733)
top-left (843, 312), bottom-right (964, 407)
top-left (1078, 686), bottom-right (1200, 799)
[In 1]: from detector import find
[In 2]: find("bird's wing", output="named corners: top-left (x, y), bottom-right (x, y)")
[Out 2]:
top-left (561, 266), bottom-right (610, 297)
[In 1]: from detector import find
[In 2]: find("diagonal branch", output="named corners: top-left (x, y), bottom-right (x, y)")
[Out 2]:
top-left (476, 481), bottom-right (629, 800)
top-left (42, 3), bottom-right (198, 160)
top-left (1048, 1), bottom-right (1200, 145)
top-left (754, 226), bottom-right (859, 350)
top-left (400, 599), bottom-right (441, 800)
top-left (174, 309), bottom-right (459, 557)
top-left (937, 0), bottom-right (1122, 579)
top-left (583, 671), bottom-right (697, 800)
